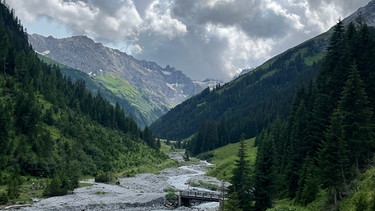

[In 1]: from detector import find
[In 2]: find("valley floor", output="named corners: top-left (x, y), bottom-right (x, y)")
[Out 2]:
top-left (18, 152), bottom-right (224, 211)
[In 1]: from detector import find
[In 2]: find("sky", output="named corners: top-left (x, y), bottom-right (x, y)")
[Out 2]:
top-left (6, 0), bottom-right (372, 81)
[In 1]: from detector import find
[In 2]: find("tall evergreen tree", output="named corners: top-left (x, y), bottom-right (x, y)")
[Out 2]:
top-left (311, 20), bottom-right (348, 151)
top-left (228, 139), bottom-right (253, 210)
top-left (253, 131), bottom-right (275, 211)
top-left (338, 63), bottom-right (374, 170)
top-left (317, 109), bottom-right (349, 206)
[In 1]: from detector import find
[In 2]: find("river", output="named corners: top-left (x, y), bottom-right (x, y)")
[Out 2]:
top-left (20, 152), bottom-right (225, 211)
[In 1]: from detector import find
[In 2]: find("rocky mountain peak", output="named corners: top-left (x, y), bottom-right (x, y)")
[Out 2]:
top-left (28, 34), bottom-right (218, 126)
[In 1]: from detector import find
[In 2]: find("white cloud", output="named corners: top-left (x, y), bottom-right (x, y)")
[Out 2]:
top-left (7, 0), bottom-right (372, 81)
top-left (304, 1), bottom-right (341, 32)
top-left (204, 23), bottom-right (274, 78)
top-left (144, 0), bottom-right (187, 39)
top-left (266, 1), bottom-right (304, 31)
top-left (131, 44), bottom-right (143, 55)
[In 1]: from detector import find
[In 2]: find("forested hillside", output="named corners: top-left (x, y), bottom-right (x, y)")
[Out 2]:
top-left (151, 29), bottom-right (327, 154)
top-left (252, 20), bottom-right (375, 210)
top-left (0, 1), bottom-right (166, 203)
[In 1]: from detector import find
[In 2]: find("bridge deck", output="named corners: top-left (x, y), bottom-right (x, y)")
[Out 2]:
top-left (178, 190), bottom-right (223, 207)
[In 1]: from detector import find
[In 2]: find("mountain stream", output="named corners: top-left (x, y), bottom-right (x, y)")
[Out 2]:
top-left (20, 152), bottom-right (224, 211)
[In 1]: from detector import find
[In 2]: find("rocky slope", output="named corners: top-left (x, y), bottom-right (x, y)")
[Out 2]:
top-left (28, 34), bottom-right (217, 127)
top-left (343, 0), bottom-right (375, 26)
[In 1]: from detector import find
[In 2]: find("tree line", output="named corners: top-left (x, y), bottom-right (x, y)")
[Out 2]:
top-left (251, 19), bottom-right (375, 210)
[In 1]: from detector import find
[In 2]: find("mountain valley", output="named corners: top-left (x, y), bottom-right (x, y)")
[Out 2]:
top-left (1, 0), bottom-right (375, 210)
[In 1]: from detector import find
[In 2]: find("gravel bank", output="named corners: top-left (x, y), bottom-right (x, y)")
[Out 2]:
top-left (20, 152), bottom-right (221, 211)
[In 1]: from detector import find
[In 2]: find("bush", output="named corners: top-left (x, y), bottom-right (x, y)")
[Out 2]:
top-left (43, 176), bottom-right (68, 197)
top-left (164, 188), bottom-right (177, 203)
top-left (6, 177), bottom-right (22, 200)
top-left (94, 171), bottom-right (112, 183)
top-left (0, 192), bottom-right (9, 205)
top-left (43, 173), bottom-right (78, 197)
top-left (197, 151), bottom-right (214, 161)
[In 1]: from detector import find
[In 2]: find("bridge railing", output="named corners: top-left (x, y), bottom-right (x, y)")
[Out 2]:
top-left (179, 190), bottom-right (222, 200)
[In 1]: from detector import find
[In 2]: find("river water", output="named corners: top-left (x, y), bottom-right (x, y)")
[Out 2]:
top-left (20, 152), bottom-right (224, 211)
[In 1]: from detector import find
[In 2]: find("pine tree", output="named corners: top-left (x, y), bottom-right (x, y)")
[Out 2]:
top-left (296, 157), bottom-right (319, 205)
top-left (225, 191), bottom-right (242, 211)
top-left (253, 131), bottom-right (274, 211)
top-left (311, 20), bottom-right (348, 153)
top-left (338, 63), bottom-right (374, 170)
top-left (317, 109), bottom-right (349, 206)
top-left (228, 139), bottom-right (253, 210)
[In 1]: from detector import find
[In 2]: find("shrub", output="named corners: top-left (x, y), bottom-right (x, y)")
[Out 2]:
top-left (43, 176), bottom-right (68, 197)
top-left (0, 192), bottom-right (9, 205)
top-left (94, 170), bottom-right (112, 183)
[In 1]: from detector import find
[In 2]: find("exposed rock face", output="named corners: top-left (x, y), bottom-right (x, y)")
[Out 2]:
top-left (343, 0), bottom-right (375, 26)
top-left (28, 34), bottom-right (218, 126)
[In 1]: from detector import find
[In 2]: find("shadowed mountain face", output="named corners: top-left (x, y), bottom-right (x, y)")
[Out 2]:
top-left (28, 34), bottom-right (218, 127)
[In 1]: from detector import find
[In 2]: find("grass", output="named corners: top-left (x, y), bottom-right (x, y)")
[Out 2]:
top-left (96, 75), bottom-right (157, 114)
top-left (338, 166), bottom-right (375, 211)
top-left (189, 180), bottom-right (221, 191)
top-left (200, 138), bottom-right (257, 181)
top-left (119, 158), bottom-right (179, 178)
top-left (304, 52), bottom-right (325, 66)
top-left (78, 182), bottom-right (93, 188)
top-left (0, 177), bottom-right (49, 204)
top-left (160, 141), bottom-right (172, 153)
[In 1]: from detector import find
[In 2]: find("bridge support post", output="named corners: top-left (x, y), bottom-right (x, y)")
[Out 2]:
top-left (178, 192), bottom-right (181, 207)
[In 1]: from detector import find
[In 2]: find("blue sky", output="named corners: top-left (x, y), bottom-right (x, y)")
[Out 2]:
top-left (25, 17), bottom-right (71, 38)
top-left (7, 0), bottom-right (372, 81)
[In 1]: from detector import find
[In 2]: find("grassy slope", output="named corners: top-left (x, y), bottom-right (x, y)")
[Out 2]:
top-left (199, 138), bottom-right (257, 181)
top-left (36, 54), bottom-right (159, 128)
top-left (96, 75), bottom-right (155, 115)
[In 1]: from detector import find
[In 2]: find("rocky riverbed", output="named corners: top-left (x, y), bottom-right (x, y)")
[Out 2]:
top-left (19, 152), bottom-right (225, 211)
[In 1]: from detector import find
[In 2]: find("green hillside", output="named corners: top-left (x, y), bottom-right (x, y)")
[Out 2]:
top-left (198, 138), bottom-right (257, 181)
top-left (96, 74), bottom-right (167, 126)
top-left (0, 2), bottom-right (169, 204)
top-left (151, 30), bottom-right (330, 155)
top-left (36, 54), bottom-right (157, 129)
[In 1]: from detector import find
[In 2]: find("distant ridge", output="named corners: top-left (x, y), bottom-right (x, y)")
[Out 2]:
top-left (28, 34), bottom-right (219, 127)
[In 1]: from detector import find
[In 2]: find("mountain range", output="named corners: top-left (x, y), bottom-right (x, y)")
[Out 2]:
top-left (150, 0), bottom-right (375, 141)
top-left (28, 34), bottom-right (219, 128)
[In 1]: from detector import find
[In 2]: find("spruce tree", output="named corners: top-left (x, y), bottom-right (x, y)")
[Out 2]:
top-left (338, 63), bottom-right (374, 170)
top-left (253, 131), bottom-right (275, 211)
top-left (317, 109), bottom-right (349, 206)
top-left (228, 139), bottom-right (253, 210)
top-left (311, 20), bottom-right (348, 154)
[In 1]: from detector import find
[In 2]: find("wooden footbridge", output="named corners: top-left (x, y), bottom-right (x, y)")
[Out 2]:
top-left (178, 190), bottom-right (224, 207)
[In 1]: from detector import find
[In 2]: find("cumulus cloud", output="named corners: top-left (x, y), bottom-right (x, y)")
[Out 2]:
top-left (7, 0), bottom-right (372, 81)
top-left (144, 0), bottom-right (187, 39)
